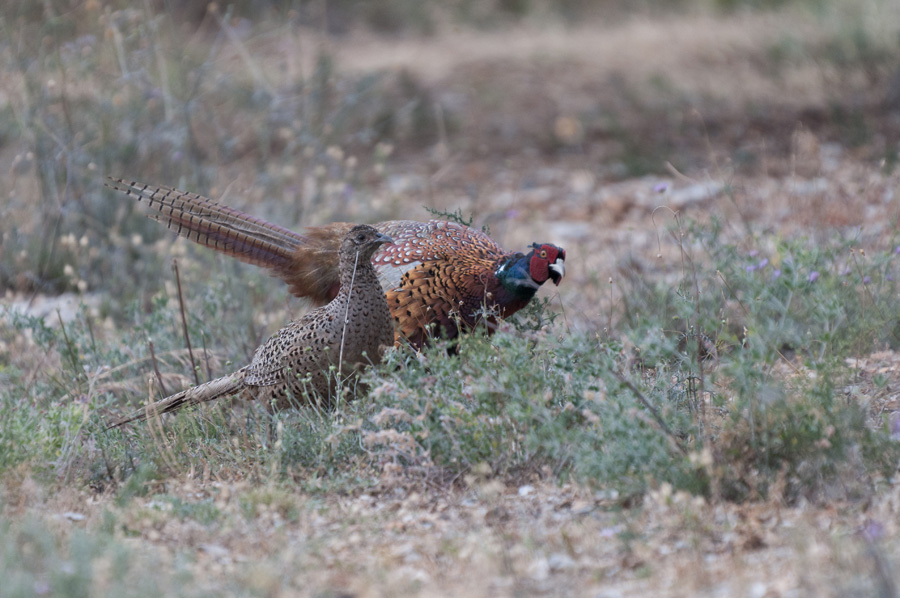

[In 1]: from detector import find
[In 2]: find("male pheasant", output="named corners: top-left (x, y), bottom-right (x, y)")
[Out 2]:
top-left (106, 178), bottom-right (566, 349)
top-left (110, 224), bottom-right (394, 427)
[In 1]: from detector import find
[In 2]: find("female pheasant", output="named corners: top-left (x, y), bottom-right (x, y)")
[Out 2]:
top-left (106, 178), bottom-right (566, 349)
top-left (111, 224), bottom-right (394, 427)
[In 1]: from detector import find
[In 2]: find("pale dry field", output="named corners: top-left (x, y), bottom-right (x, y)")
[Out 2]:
top-left (4, 3), bottom-right (900, 596)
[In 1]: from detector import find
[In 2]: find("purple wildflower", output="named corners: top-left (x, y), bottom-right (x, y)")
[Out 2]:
top-left (748, 249), bottom-right (759, 258)
top-left (653, 182), bottom-right (669, 193)
top-left (862, 518), bottom-right (885, 542)
top-left (895, 245), bottom-right (900, 254)
top-left (745, 264), bottom-right (757, 272)
top-left (808, 271), bottom-right (819, 283)
top-left (863, 276), bottom-right (871, 284)
top-left (771, 269), bottom-right (781, 280)
top-left (758, 258), bottom-right (769, 269)
top-left (840, 268), bottom-right (851, 276)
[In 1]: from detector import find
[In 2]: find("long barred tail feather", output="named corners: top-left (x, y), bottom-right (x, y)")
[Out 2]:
top-left (105, 178), bottom-right (306, 271)
top-left (107, 370), bottom-right (246, 428)
top-left (106, 176), bottom-right (353, 306)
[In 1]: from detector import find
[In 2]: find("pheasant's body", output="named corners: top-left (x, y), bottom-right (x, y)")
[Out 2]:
top-left (111, 225), bottom-right (394, 426)
top-left (375, 219), bottom-right (545, 346)
top-left (106, 179), bottom-right (566, 348)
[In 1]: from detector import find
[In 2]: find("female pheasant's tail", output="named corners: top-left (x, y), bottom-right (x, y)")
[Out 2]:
top-left (107, 370), bottom-right (246, 429)
top-left (105, 178), bottom-right (306, 271)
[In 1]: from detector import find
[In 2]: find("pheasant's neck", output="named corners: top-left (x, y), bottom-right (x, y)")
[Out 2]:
top-left (337, 252), bottom-right (380, 298)
top-left (494, 253), bottom-right (540, 304)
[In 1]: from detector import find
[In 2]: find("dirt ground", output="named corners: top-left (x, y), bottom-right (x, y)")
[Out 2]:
top-left (7, 6), bottom-right (900, 596)
top-left (7, 462), bottom-right (900, 597)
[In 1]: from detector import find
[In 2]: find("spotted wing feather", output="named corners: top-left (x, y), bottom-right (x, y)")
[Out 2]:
top-left (371, 221), bottom-right (508, 345)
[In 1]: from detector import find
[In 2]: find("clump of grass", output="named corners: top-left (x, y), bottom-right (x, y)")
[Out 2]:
top-left (621, 218), bottom-right (900, 500)
top-left (338, 220), bottom-right (900, 502)
top-left (0, 3), bottom-right (436, 312)
top-left (0, 514), bottom-right (198, 597)
top-left (1, 259), bottom-right (284, 486)
top-left (357, 327), bottom-right (700, 496)
top-left (238, 484), bottom-right (302, 521)
top-left (6, 218), bottom-right (900, 505)
top-left (712, 238), bottom-right (900, 499)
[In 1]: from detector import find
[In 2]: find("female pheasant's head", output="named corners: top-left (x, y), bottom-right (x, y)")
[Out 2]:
top-left (341, 224), bottom-right (394, 261)
top-left (496, 243), bottom-right (566, 299)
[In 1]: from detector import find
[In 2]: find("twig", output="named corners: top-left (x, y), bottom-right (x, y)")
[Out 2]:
top-left (85, 311), bottom-right (97, 355)
top-left (201, 332), bottom-right (212, 381)
top-left (210, 5), bottom-right (275, 96)
top-left (172, 258), bottom-right (199, 385)
top-left (607, 277), bottom-right (614, 339)
top-left (146, 377), bottom-right (179, 474)
top-left (337, 249), bottom-right (361, 405)
top-left (716, 270), bottom-right (801, 375)
top-left (97, 440), bottom-right (117, 486)
top-left (611, 368), bottom-right (688, 456)
top-left (147, 337), bottom-right (169, 396)
top-left (56, 309), bottom-right (81, 377)
top-left (141, 0), bottom-right (174, 122)
top-left (106, 6), bottom-right (130, 78)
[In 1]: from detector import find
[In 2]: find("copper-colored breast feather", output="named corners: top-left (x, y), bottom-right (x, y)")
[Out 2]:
top-left (382, 233), bottom-right (505, 346)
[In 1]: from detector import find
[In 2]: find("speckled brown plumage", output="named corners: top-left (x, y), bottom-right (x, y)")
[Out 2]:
top-left (110, 225), bottom-right (394, 427)
top-left (106, 178), bottom-right (566, 349)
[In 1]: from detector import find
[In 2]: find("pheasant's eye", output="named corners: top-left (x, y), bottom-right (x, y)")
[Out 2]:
top-left (356, 234), bottom-right (366, 241)
top-left (540, 249), bottom-right (547, 259)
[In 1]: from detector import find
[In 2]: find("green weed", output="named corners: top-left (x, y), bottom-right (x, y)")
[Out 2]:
top-left (5, 220), bottom-right (900, 505)
top-left (0, 515), bottom-right (197, 598)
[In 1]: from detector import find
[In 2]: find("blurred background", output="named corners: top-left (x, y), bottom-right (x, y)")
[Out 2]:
top-left (1, 0), bottom-right (898, 332)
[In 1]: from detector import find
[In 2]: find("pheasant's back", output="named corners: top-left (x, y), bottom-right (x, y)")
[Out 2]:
top-left (367, 221), bottom-right (514, 346)
top-left (371, 220), bottom-right (505, 289)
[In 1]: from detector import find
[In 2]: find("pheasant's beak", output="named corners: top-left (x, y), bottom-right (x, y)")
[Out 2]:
top-left (549, 258), bottom-right (566, 286)
top-left (376, 233), bottom-right (395, 246)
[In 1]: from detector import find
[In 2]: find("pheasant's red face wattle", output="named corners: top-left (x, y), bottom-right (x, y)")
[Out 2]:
top-left (529, 243), bottom-right (566, 286)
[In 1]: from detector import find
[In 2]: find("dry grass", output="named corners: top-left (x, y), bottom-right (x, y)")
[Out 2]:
top-left (4, 1), bottom-right (900, 596)
top-left (4, 468), bottom-right (899, 596)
